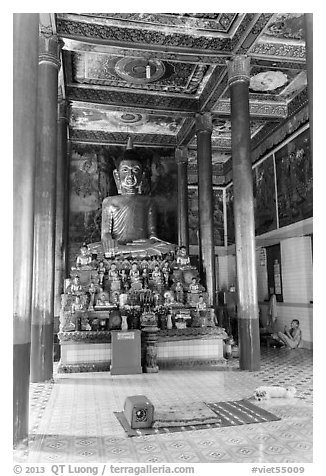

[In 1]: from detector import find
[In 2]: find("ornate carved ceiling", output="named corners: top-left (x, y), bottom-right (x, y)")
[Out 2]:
top-left (56, 12), bottom-right (308, 162)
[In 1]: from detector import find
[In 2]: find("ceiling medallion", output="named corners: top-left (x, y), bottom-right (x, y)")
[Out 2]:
top-left (115, 57), bottom-right (166, 84)
top-left (250, 71), bottom-right (288, 92)
top-left (120, 112), bottom-right (143, 124)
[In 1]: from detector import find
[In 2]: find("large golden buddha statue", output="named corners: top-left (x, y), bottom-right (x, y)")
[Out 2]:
top-left (89, 147), bottom-right (175, 258)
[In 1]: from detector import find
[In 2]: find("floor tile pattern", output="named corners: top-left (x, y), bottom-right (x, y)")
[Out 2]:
top-left (14, 347), bottom-right (313, 463)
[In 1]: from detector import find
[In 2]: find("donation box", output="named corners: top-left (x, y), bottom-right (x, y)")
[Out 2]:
top-left (110, 330), bottom-right (142, 375)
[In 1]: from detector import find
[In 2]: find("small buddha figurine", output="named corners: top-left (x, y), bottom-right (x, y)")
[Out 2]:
top-left (142, 267), bottom-right (150, 288)
top-left (119, 268), bottom-right (129, 287)
top-left (129, 262), bottom-right (140, 283)
top-left (188, 277), bottom-right (204, 306)
top-left (189, 277), bottom-right (201, 294)
top-left (70, 275), bottom-right (83, 296)
top-left (97, 261), bottom-right (107, 287)
top-left (71, 295), bottom-right (85, 313)
top-left (196, 295), bottom-right (207, 312)
top-left (108, 262), bottom-right (119, 281)
top-left (176, 245), bottom-right (190, 268)
top-left (152, 264), bottom-right (163, 287)
top-left (108, 263), bottom-right (120, 293)
top-left (174, 281), bottom-right (184, 304)
top-left (88, 282), bottom-right (97, 310)
top-left (161, 261), bottom-right (170, 287)
top-left (76, 243), bottom-right (93, 270)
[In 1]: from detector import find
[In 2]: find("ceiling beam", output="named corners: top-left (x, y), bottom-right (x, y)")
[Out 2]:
top-left (66, 85), bottom-right (198, 113)
top-left (61, 38), bottom-right (230, 65)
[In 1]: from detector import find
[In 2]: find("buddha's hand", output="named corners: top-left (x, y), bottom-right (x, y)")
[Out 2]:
top-left (102, 234), bottom-right (117, 254)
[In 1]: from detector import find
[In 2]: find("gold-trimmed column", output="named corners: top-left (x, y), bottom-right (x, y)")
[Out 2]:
top-left (195, 113), bottom-right (216, 306)
top-left (13, 12), bottom-right (39, 446)
top-left (175, 146), bottom-right (189, 253)
top-left (30, 29), bottom-right (62, 382)
top-left (227, 55), bottom-right (260, 371)
top-left (54, 100), bottom-right (70, 358)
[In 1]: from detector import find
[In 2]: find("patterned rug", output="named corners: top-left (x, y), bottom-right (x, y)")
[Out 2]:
top-left (114, 399), bottom-right (280, 437)
top-left (206, 399), bottom-right (281, 427)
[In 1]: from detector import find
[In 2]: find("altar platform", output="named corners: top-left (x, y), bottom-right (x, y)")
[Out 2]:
top-left (57, 327), bottom-right (226, 373)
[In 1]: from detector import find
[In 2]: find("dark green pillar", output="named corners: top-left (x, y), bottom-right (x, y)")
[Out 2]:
top-left (13, 13), bottom-right (39, 445)
top-left (176, 146), bottom-right (189, 253)
top-left (195, 113), bottom-right (216, 306)
top-left (227, 55), bottom-right (260, 371)
top-left (54, 101), bottom-right (69, 327)
top-left (30, 30), bottom-right (62, 382)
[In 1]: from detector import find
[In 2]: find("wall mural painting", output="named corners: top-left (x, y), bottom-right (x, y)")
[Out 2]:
top-left (253, 155), bottom-right (277, 236)
top-left (226, 186), bottom-right (235, 245)
top-left (69, 145), bottom-right (178, 258)
top-left (188, 189), bottom-right (224, 246)
top-left (275, 128), bottom-right (312, 228)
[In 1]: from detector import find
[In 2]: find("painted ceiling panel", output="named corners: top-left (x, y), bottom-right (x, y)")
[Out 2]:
top-left (70, 106), bottom-right (185, 135)
top-left (56, 12), bottom-right (309, 163)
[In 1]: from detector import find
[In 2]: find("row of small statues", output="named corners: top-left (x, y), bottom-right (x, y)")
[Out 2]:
top-left (74, 244), bottom-right (190, 271)
top-left (60, 302), bottom-right (213, 333)
top-left (65, 274), bottom-right (207, 310)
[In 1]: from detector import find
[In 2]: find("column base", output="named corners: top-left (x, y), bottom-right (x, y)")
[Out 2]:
top-left (238, 318), bottom-right (260, 371)
top-left (30, 322), bottom-right (54, 383)
top-left (13, 342), bottom-right (30, 445)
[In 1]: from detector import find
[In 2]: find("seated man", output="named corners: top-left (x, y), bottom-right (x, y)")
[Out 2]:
top-left (89, 148), bottom-right (175, 258)
top-left (271, 319), bottom-right (302, 349)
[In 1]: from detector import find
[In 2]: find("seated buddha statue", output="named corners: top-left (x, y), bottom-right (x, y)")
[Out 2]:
top-left (176, 246), bottom-right (190, 268)
top-left (75, 244), bottom-right (93, 270)
top-left (89, 147), bottom-right (175, 258)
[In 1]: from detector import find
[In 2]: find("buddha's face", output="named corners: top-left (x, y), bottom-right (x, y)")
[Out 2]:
top-left (117, 159), bottom-right (143, 194)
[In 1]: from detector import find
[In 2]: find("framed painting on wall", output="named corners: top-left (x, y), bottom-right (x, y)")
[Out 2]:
top-left (275, 127), bottom-right (312, 228)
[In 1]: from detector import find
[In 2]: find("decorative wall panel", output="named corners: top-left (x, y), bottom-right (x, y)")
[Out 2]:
top-left (253, 155), bottom-right (277, 236)
top-left (275, 128), bottom-right (312, 228)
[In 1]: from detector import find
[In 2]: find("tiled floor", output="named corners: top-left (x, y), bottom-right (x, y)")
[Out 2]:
top-left (14, 346), bottom-right (313, 463)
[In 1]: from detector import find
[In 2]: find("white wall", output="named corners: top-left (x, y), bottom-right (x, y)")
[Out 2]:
top-left (278, 236), bottom-right (313, 347)
top-left (259, 236), bottom-right (313, 348)
top-left (281, 236), bottom-right (313, 304)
